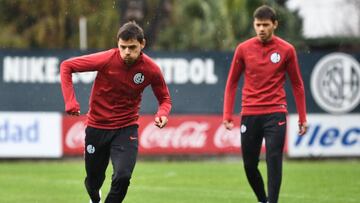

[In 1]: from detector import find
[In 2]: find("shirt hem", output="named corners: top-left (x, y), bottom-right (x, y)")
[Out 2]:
top-left (241, 105), bottom-right (288, 116)
top-left (86, 120), bottom-right (139, 130)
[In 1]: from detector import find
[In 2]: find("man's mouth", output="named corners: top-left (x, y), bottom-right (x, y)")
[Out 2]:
top-left (124, 57), bottom-right (134, 65)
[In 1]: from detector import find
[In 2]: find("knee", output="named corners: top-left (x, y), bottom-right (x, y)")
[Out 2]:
top-left (244, 164), bottom-right (257, 172)
top-left (112, 170), bottom-right (132, 185)
top-left (243, 161), bottom-right (258, 172)
top-left (85, 175), bottom-right (105, 189)
top-left (266, 150), bottom-right (283, 161)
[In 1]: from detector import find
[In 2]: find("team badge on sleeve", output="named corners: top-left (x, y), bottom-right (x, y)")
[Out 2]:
top-left (270, 52), bottom-right (281, 63)
top-left (133, 72), bottom-right (145, 84)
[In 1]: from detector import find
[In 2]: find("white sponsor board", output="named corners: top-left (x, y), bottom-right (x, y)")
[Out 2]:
top-left (288, 114), bottom-right (360, 157)
top-left (0, 112), bottom-right (62, 158)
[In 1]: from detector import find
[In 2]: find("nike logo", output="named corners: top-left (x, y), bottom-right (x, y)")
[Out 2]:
top-left (129, 136), bottom-right (137, 140)
top-left (278, 121), bottom-right (286, 126)
top-left (108, 71), bottom-right (121, 74)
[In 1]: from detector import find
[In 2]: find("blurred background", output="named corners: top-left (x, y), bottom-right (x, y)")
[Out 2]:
top-left (0, 0), bottom-right (359, 158)
top-left (0, 0), bottom-right (359, 202)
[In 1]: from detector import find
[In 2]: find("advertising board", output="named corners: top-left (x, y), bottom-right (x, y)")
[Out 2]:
top-left (62, 115), bottom-right (270, 156)
top-left (0, 112), bottom-right (62, 158)
top-left (288, 114), bottom-right (360, 157)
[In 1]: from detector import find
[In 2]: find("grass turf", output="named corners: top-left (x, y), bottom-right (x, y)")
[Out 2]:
top-left (0, 159), bottom-right (359, 203)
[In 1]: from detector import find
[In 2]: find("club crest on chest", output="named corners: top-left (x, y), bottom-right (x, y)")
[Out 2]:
top-left (270, 52), bottom-right (281, 63)
top-left (133, 72), bottom-right (145, 84)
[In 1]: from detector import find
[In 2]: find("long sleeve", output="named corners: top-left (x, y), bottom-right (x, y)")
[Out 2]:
top-left (286, 47), bottom-right (307, 123)
top-left (223, 46), bottom-right (244, 121)
top-left (60, 50), bottom-right (110, 113)
top-left (151, 68), bottom-right (172, 117)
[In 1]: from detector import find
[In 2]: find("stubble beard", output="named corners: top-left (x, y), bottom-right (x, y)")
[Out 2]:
top-left (124, 58), bottom-right (135, 66)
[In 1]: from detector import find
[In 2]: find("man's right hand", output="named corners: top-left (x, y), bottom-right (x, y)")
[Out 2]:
top-left (223, 120), bottom-right (234, 130)
top-left (67, 110), bottom-right (80, 116)
top-left (155, 116), bottom-right (168, 128)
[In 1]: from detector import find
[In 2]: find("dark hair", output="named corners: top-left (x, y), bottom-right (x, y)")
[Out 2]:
top-left (253, 5), bottom-right (277, 22)
top-left (117, 21), bottom-right (144, 42)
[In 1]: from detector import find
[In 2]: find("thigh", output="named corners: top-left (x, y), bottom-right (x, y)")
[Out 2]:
top-left (85, 126), bottom-right (111, 176)
top-left (110, 125), bottom-right (139, 176)
top-left (241, 115), bottom-right (263, 162)
top-left (263, 113), bottom-right (287, 154)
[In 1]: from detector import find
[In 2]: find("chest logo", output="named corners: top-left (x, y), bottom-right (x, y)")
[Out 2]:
top-left (133, 72), bottom-right (145, 84)
top-left (270, 52), bottom-right (281, 63)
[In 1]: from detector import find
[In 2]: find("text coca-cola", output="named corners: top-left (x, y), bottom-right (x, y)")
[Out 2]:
top-left (140, 121), bottom-right (208, 148)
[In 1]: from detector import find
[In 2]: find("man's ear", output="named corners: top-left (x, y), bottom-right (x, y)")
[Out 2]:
top-left (141, 39), bottom-right (146, 49)
top-left (274, 20), bottom-right (278, 30)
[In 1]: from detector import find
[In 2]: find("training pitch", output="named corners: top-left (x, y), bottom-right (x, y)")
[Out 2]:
top-left (0, 159), bottom-right (359, 203)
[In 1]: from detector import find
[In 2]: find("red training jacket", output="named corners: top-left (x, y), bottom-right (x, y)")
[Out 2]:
top-left (60, 48), bottom-right (172, 129)
top-left (223, 36), bottom-right (306, 124)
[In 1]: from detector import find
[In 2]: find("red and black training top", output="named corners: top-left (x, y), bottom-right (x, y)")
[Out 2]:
top-left (61, 48), bottom-right (172, 129)
top-left (223, 36), bottom-right (306, 124)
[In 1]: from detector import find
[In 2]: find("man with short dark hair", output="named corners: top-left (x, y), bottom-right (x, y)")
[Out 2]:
top-left (60, 21), bottom-right (172, 203)
top-left (223, 5), bottom-right (307, 203)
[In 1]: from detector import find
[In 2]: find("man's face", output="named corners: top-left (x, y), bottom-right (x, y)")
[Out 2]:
top-left (118, 38), bottom-right (145, 66)
top-left (253, 18), bottom-right (277, 43)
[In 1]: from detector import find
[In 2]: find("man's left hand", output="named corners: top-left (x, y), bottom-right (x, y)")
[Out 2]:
top-left (298, 122), bottom-right (307, 136)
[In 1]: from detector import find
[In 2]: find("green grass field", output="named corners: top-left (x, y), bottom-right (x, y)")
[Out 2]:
top-left (0, 159), bottom-right (359, 203)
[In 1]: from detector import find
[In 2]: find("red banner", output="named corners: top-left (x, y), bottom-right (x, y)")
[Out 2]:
top-left (62, 115), bottom-right (87, 155)
top-left (138, 115), bottom-right (242, 154)
top-left (62, 115), bottom-right (275, 156)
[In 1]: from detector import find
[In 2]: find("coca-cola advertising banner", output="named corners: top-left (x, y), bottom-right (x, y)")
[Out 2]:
top-left (138, 115), bottom-right (243, 155)
top-left (62, 114), bottom-right (270, 156)
top-left (62, 115), bottom-right (87, 155)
